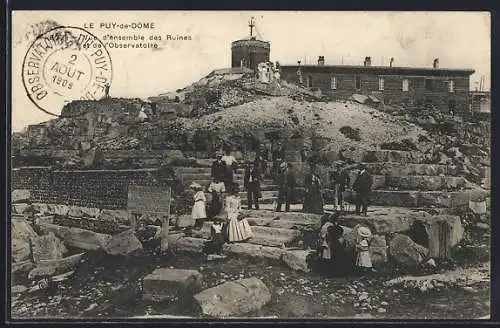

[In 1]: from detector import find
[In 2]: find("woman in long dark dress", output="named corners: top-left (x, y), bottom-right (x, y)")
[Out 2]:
top-left (303, 165), bottom-right (324, 214)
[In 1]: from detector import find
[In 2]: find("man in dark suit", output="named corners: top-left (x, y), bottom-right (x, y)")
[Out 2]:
top-left (276, 162), bottom-right (296, 212)
top-left (211, 152), bottom-right (227, 182)
top-left (352, 164), bottom-right (373, 216)
top-left (244, 160), bottom-right (263, 210)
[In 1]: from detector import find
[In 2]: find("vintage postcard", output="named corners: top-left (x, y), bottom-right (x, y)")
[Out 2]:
top-left (9, 11), bottom-right (491, 320)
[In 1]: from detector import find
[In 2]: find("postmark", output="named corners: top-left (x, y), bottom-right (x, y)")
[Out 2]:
top-left (22, 26), bottom-right (113, 117)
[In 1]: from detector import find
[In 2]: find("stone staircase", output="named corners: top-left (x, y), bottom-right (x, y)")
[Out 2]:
top-left (168, 150), bottom-right (489, 272)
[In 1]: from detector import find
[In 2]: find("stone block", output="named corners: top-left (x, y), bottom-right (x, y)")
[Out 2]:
top-left (12, 204), bottom-right (30, 214)
top-left (169, 237), bottom-right (205, 253)
top-left (193, 277), bottom-right (271, 317)
top-left (12, 260), bottom-right (34, 274)
top-left (103, 229), bottom-right (143, 256)
top-left (223, 243), bottom-right (284, 261)
top-left (38, 222), bottom-right (112, 250)
top-left (424, 216), bottom-right (464, 259)
top-left (176, 215), bottom-right (195, 228)
top-left (281, 250), bottom-right (312, 272)
top-left (143, 268), bottom-right (203, 302)
top-left (369, 235), bottom-right (387, 267)
top-left (12, 217), bottom-right (38, 242)
top-left (30, 232), bottom-right (67, 262)
top-left (35, 252), bottom-right (85, 273)
top-left (12, 189), bottom-right (30, 203)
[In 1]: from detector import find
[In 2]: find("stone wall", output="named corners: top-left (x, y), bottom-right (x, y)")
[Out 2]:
top-left (11, 167), bottom-right (175, 210)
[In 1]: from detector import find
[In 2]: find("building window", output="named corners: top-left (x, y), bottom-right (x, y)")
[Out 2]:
top-left (402, 79), bottom-right (409, 92)
top-left (378, 78), bottom-right (385, 91)
top-left (355, 76), bottom-right (361, 90)
top-left (307, 75), bottom-right (313, 88)
top-left (330, 77), bottom-right (337, 90)
top-left (448, 80), bottom-right (455, 93)
top-left (425, 79), bottom-right (433, 91)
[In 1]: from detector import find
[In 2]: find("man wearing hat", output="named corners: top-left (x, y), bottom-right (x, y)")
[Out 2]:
top-left (352, 163), bottom-right (373, 216)
top-left (329, 161), bottom-right (351, 211)
top-left (244, 159), bottom-right (263, 210)
top-left (211, 152), bottom-right (227, 182)
top-left (276, 162), bottom-right (296, 212)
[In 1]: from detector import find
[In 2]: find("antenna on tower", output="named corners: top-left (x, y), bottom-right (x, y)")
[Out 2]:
top-left (249, 17), bottom-right (255, 39)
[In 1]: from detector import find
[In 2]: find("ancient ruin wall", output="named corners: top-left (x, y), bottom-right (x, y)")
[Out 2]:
top-left (12, 167), bottom-right (175, 210)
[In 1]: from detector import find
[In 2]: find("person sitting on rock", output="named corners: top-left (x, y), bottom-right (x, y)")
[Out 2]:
top-left (203, 217), bottom-right (225, 255)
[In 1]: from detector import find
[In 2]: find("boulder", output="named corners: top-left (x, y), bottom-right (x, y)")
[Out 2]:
top-left (103, 229), bottom-right (143, 256)
top-left (35, 252), bottom-right (85, 273)
top-left (38, 222), bottom-right (112, 250)
top-left (389, 234), bottom-right (429, 268)
top-left (281, 250), bottom-right (312, 272)
top-left (12, 189), bottom-right (30, 203)
top-left (12, 238), bottom-right (31, 263)
top-left (143, 268), bottom-right (203, 302)
top-left (12, 260), bottom-right (34, 274)
top-left (193, 277), bottom-right (271, 317)
top-left (12, 217), bottom-right (38, 241)
top-left (30, 232), bottom-right (67, 262)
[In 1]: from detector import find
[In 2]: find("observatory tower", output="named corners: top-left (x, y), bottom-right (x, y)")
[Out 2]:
top-left (231, 17), bottom-right (271, 70)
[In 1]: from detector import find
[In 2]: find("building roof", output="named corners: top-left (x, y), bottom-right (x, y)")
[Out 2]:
top-left (280, 64), bottom-right (475, 76)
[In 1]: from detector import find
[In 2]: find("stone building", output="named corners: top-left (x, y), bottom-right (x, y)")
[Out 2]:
top-left (279, 56), bottom-right (475, 115)
top-left (231, 17), bottom-right (270, 70)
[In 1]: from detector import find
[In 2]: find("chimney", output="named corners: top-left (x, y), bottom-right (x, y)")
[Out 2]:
top-left (317, 56), bottom-right (325, 66)
top-left (390, 57), bottom-right (394, 67)
top-left (433, 58), bottom-right (439, 69)
top-left (364, 56), bottom-right (371, 66)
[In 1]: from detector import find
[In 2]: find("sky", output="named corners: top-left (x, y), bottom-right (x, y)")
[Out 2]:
top-left (11, 11), bottom-right (490, 132)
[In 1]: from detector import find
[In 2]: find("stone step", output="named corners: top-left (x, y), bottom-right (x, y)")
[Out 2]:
top-left (362, 150), bottom-right (426, 164)
top-left (241, 197), bottom-right (278, 206)
top-left (363, 189), bottom-right (489, 208)
top-left (180, 179), bottom-right (278, 191)
top-left (168, 235), bottom-right (311, 272)
top-left (367, 175), bottom-right (469, 191)
top-left (239, 190), bottom-right (279, 199)
top-left (359, 162), bottom-right (457, 176)
top-left (244, 216), bottom-right (321, 230)
top-left (190, 222), bottom-right (301, 247)
top-left (338, 207), bottom-right (461, 234)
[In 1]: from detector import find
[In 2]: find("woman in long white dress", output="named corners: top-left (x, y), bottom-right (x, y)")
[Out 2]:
top-left (226, 184), bottom-right (253, 242)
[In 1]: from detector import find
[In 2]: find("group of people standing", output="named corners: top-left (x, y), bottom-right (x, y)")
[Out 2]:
top-left (315, 212), bottom-right (375, 275)
top-left (188, 146), bottom-right (375, 257)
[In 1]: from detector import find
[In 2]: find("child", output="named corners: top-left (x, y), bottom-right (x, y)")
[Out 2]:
top-left (203, 217), bottom-right (225, 255)
top-left (190, 183), bottom-right (207, 230)
top-left (226, 183), bottom-right (253, 242)
top-left (355, 226), bottom-right (373, 273)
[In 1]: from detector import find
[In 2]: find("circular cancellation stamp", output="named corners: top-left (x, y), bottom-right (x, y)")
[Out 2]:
top-left (22, 26), bottom-right (113, 117)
